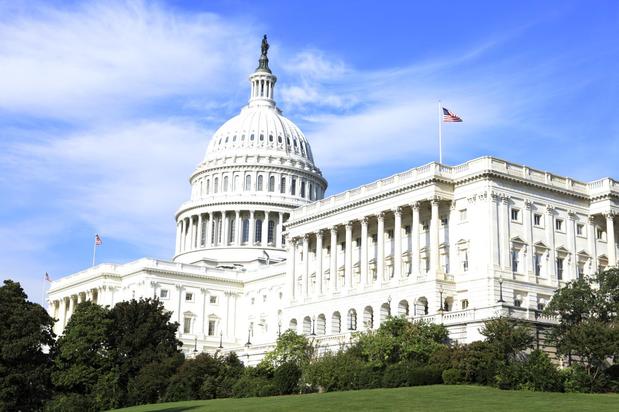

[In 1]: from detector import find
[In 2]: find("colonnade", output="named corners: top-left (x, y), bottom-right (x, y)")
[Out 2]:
top-left (176, 210), bottom-right (289, 254)
top-left (288, 198), bottom-right (448, 301)
top-left (49, 287), bottom-right (103, 333)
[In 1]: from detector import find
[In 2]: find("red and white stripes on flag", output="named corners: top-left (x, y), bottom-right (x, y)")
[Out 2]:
top-left (442, 107), bottom-right (463, 122)
top-left (95, 234), bottom-right (103, 246)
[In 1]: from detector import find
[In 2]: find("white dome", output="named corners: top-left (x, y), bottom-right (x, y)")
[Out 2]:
top-left (205, 105), bottom-right (315, 165)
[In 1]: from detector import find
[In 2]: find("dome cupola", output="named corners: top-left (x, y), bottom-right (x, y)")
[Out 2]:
top-left (173, 36), bottom-right (328, 267)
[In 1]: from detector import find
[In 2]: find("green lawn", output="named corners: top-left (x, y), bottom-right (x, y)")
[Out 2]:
top-left (111, 385), bottom-right (618, 412)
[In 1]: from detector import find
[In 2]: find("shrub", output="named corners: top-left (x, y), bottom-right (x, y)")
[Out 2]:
top-left (442, 368), bottom-right (465, 385)
top-left (232, 375), bottom-right (277, 398)
top-left (382, 363), bottom-right (409, 388)
top-left (273, 361), bottom-right (302, 395)
top-left (457, 341), bottom-right (500, 385)
top-left (45, 393), bottom-right (96, 412)
top-left (495, 350), bottom-right (561, 392)
top-left (561, 364), bottom-right (608, 393)
top-left (407, 366), bottom-right (443, 386)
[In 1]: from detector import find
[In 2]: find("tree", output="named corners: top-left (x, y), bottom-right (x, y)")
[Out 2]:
top-left (260, 330), bottom-right (314, 370)
top-left (480, 317), bottom-right (533, 364)
top-left (0, 280), bottom-right (55, 411)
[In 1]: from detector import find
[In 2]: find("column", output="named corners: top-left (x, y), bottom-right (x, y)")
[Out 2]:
top-left (249, 211), bottom-right (255, 245)
top-left (524, 201), bottom-right (534, 279)
top-left (345, 222), bottom-right (353, 290)
top-left (606, 212), bottom-right (616, 266)
top-left (276, 212), bottom-right (284, 248)
top-left (222, 212), bottom-right (229, 245)
top-left (394, 208), bottom-right (402, 279)
top-left (58, 298), bottom-right (67, 332)
top-left (430, 199), bottom-right (440, 276)
top-left (330, 226), bottom-right (338, 292)
top-left (489, 193), bottom-right (500, 268)
top-left (189, 215), bottom-right (196, 250)
top-left (235, 210), bottom-right (241, 245)
top-left (316, 230), bottom-right (324, 295)
top-left (197, 213), bottom-right (203, 248)
top-left (180, 218), bottom-right (186, 252)
top-left (262, 211), bottom-right (269, 245)
top-left (205, 213), bottom-right (212, 247)
top-left (545, 206), bottom-right (556, 280)
top-left (500, 196), bottom-right (510, 270)
top-left (175, 221), bottom-right (181, 254)
top-left (377, 213), bottom-right (385, 287)
top-left (568, 212), bottom-right (578, 280)
top-left (588, 216), bottom-right (598, 274)
top-left (68, 295), bottom-right (76, 322)
top-left (288, 238), bottom-right (297, 300)
top-left (360, 217), bottom-right (369, 287)
top-left (302, 235), bottom-right (310, 297)
top-left (411, 203), bottom-right (420, 276)
top-left (201, 288), bottom-right (207, 336)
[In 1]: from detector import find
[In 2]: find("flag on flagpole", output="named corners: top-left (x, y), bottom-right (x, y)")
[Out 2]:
top-left (442, 107), bottom-right (463, 122)
top-left (45, 272), bottom-right (52, 282)
top-left (95, 234), bottom-right (103, 246)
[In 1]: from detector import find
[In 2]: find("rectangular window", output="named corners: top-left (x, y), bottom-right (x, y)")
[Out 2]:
top-left (340, 242), bottom-right (345, 251)
top-left (300, 181), bottom-right (306, 198)
top-left (441, 218), bottom-right (448, 226)
top-left (555, 219), bottom-right (564, 231)
top-left (160, 289), bottom-right (169, 299)
top-left (280, 176), bottom-right (286, 194)
top-left (183, 317), bottom-right (191, 334)
top-left (185, 292), bottom-right (194, 301)
top-left (511, 208), bottom-right (520, 222)
top-left (534, 254), bottom-right (542, 276)
top-left (578, 264), bottom-right (585, 279)
top-left (422, 221), bottom-right (429, 231)
top-left (208, 320), bottom-right (216, 336)
top-left (511, 250), bottom-right (519, 272)
top-left (387, 229), bottom-right (394, 239)
top-left (576, 223), bottom-right (584, 236)
top-left (355, 237), bottom-right (361, 246)
top-left (463, 251), bottom-right (469, 272)
top-left (291, 178), bottom-right (296, 195)
top-left (460, 209), bottom-right (467, 222)
top-left (404, 225), bottom-right (411, 234)
top-left (209, 295), bottom-right (217, 304)
top-left (534, 214), bottom-right (542, 227)
top-left (557, 257), bottom-right (564, 280)
top-left (597, 228), bottom-right (605, 240)
top-left (371, 234), bottom-right (378, 243)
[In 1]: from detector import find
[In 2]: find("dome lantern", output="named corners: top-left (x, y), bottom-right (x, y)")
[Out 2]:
top-left (249, 35), bottom-right (277, 109)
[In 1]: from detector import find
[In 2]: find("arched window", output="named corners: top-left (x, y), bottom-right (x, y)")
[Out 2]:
top-left (280, 176), bottom-right (286, 194)
top-left (268, 176), bottom-right (275, 192)
top-left (233, 175), bottom-right (239, 192)
top-left (363, 306), bottom-right (374, 329)
top-left (268, 220), bottom-right (275, 244)
top-left (331, 312), bottom-right (341, 334)
top-left (228, 218), bottom-right (235, 244)
top-left (380, 303), bottom-right (390, 323)
top-left (291, 178), bottom-right (296, 195)
top-left (257, 175), bottom-right (264, 191)
top-left (303, 316), bottom-right (311, 334)
top-left (245, 175), bottom-right (251, 191)
top-left (242, 219), bottom-right (250, 243)
top-left (289, 318), bottom-right (297, 332)
top-left (317, 314), bottom-right (326, 335)
top-left (398, 300), bottom-right (409, 316)
top-left (223, 176), bottom-right (229, 192)
top-left (255, 219), bottom-right (263, 243)
top-left (347, 309), bottom-right (357, 331)
top-left (214, 177), bottom-right (219, 193)
top-left (300, 181), bottom-right (306, 198)
top-left (309, 183), bottom-right (314, 200)
top-left (206, 179), bottom-right (211, 194)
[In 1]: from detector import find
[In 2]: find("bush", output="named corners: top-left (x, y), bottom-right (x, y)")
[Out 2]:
top-left (45, 393), bottom-right (96, 412)
top-left (273, 361), bottom-right (302, 395)
top-left (231, 375), bottom-right (277, 398)
top-left (382, 363), bottom-right (410, 388)
top-left (442, 368), bottom-right (465, 385)
top-left (303, 351), bottom-right (381, 392)
top-left (495, 350), bottom-right (562, 392)
top-left (457, 341), bottom-right (500, 385)
top-left (561, 364), bottom-right (608, 393)
top-left (407, 366), bottom-right (443, 386)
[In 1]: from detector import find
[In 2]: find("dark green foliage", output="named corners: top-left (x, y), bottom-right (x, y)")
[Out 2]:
top-left (561, 364), bottom-right (609, 393)
top-left (260, 329), bottom-right (314, 370)
top-left (273, 361), bottom-right (302, 394)
top-left (495, 350), bottom-right (562, 392)
top-left (481, 317), bottom-right (533, 365)
top-left (0, 280), bottom-right (55, 412)
top-left (442, 368), bottom-right (465, 384)
top-left (303, 350), bottom-right (381, 392)
top-left (231, 375), bottom-right (278, 398)
top-left (456, 341), bottom-right (500, 385)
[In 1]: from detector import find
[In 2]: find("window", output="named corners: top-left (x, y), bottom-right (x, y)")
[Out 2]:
top-left (340, 242), bottom-right (345, 251)
top-left (257, 175), bottom-right (264, 191)
top-left (263, 295), bottom-right (267, 302)
top-left (268, 176), bottom-right (275, 192)
top-left (267, 220), bottom-right (275, 244)
top-left (387, 229), bottom-right (394, 239)
top-left (223, 176), bottom-right (229, 192)
top-left (242, 219), bottom-right (250, 243)
top-left (422, 221), bottom-right (429, 231)
top-left (461, 299), bottom-right (469, 310)
top-left (208, 320), bottom-right (216, 336)
top-left (280, 176), bottom-right (286, 194)
top-left (209, 295), bottom-right (217, 304)
top-left (213, 177), bottom-right (219, 193)
top-left (255, 219), bottom-right (263, 243)
top-left (291, 178), bottom-right (296, 195)
top-left (511, 250), bottom-right (519, 272)
top-left (576, 223), bottom-right (584, 236)
top-left (233, 175), bottom-right (239, 191)
top-left (597, 228), bottom-right (605, 240)
top-left (245, 175), bottom-right (251, 191)
top-left (250, 297), bottom-right (255, 305)
top-left (183, 317), bottom-right (191, 334)
top-left (460, 209), bottom-right (467, 222)
top-left (185, 292), bottom-right (194, 301)
top-left (555, 219), bottom-right (564, 231)
top-left (537, 302), bottom-right (545, 311)
top-left (463, 251), bottom-right (469, 272)
top-left (557, 257), bottom-right (564, 280)
top-left (534, 213), bottom-right (542, 226)
top-left (514, 299), bottom-right (522, 307)
top-left (160, 289), bottom-right (169, 299)
top-left (355, 237), bottom-right (361, 247)
top-left (206, 179), bottom-right (211, 194)
top-left (300, 181), bottom-right (306, 198)
top-left (534, 254), bottom-right (542, 276)
top-left (578, 264), bottom-right (585, 279)
top-left (441, 218), bottom-right (448, 226)
top-left (404, 225), bottom-right (411, 234)
top-left (511, 208), bottom-right (520, 221)
top-left (228, 218), bottom-right (235, 244)
top-left (371, 234), bottom-right (377, 243)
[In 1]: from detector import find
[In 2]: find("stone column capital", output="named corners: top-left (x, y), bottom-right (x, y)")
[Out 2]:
top-left (393, 207), bottom-right (402, 216)
top-left (376, 212), bottom-right (385, 222)
top-left (361, 216), bottom-right (369, 226)
top-left (545, 205), bottom-right (555, 215)
top-left (345, 221), bottom-right (353, 230)
top-left (410, 201), bottom-right (420, 210)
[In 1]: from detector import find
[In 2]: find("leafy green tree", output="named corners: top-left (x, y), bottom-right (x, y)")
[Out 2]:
top-left (495, 349), bottom-right (562, 391)
top-left (0, 280), bottom-right (55, 412)
top-left (260, 330), bottom-right (314, 369)
top-left (480, 317), bottom-right (533, 364)
top-left (354, 317), bottom-right (448, 368)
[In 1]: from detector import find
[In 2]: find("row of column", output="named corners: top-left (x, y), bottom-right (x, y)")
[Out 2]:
top-left (50, 287), bottom-right (103, 334)
top-left (176, 210), bottom-right (287, 254)
top-left (288, 198), bottom-right (446, 300)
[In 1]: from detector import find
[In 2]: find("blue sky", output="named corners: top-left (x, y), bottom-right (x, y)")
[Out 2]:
top-left (1, 0), bottom-right (617, 304)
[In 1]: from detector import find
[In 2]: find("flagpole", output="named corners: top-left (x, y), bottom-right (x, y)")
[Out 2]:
top-left (92, 236), bottom-right (97, 267)
top-left (438, 101), bottom-right (443, 164)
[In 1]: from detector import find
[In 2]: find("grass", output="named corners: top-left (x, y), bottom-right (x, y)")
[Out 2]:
top-left (111, 385), bottom-right (619, 412)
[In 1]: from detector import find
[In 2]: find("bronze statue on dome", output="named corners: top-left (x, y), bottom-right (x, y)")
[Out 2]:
top-left (261, 35), bottom-right (269, 57)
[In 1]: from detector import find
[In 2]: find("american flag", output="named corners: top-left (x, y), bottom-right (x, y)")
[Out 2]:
top-left (442, 107), bottom-right (463, 122)
top-left (95, 234), bottom-right (103, 246)
top-left (44, 272), bottom-right (51, 282)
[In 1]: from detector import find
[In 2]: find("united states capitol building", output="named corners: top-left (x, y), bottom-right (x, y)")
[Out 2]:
top-left (47, 39), bottom-right (619, 362)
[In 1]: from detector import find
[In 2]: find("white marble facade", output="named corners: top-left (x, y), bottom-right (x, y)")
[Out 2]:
top-left (48, 45), bottom-right (619, 363)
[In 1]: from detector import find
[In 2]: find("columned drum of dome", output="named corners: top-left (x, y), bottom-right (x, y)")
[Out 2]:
top-left (174, 36), bottom-right (328, 266)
